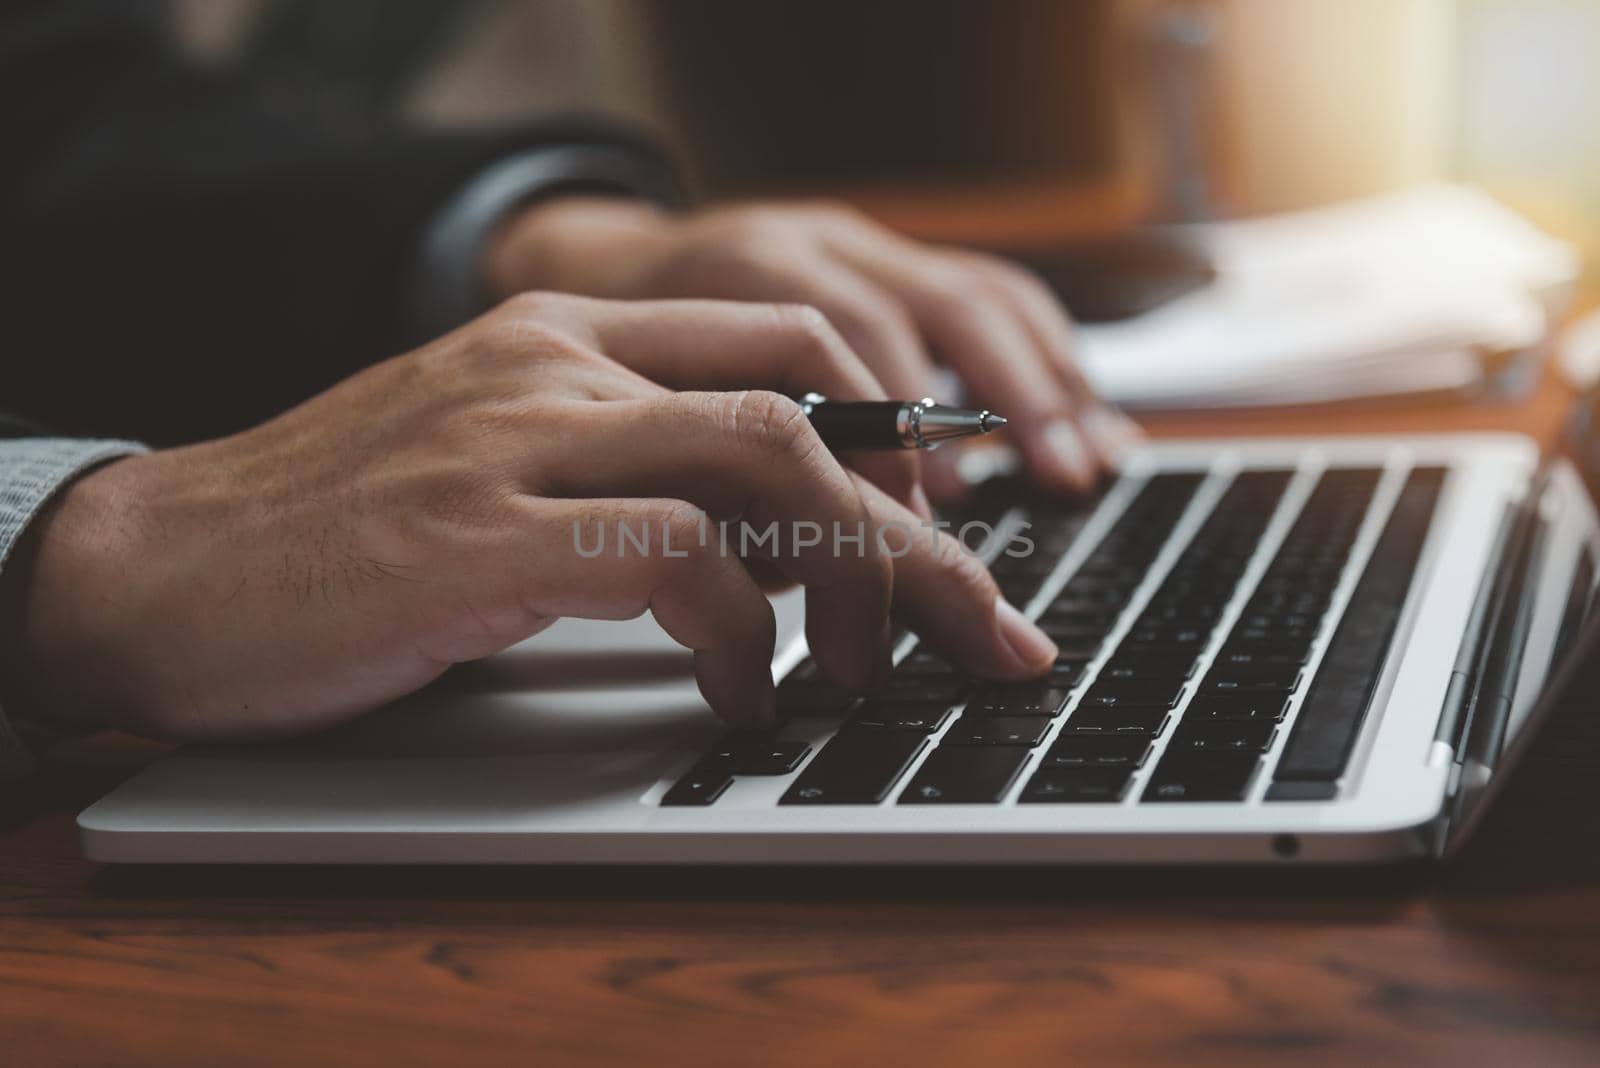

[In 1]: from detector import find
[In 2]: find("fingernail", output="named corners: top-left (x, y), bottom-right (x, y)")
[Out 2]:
top-left (994, 599), bottom-right (1057, 675)
top-left (1082, 406), bottom-right (1144, 464)
top-left (1043, 420), bottom-right (1094, 485)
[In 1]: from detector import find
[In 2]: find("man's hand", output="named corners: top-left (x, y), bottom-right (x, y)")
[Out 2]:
top-left (486, 198), bottom-right (1141, 496)
top-left (1, 295), bottom-right (1056, 741)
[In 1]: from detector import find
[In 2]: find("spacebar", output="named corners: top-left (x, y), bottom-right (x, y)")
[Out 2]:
top-left (1272, 467), bottom-right (1445, 785)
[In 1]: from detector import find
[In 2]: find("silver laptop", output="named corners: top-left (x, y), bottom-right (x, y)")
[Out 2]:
top-left (79, 433), bottom-right (1599, 865)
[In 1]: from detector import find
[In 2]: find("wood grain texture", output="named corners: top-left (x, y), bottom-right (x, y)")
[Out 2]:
top-left (3, 228), bottom-right (1597, 1068)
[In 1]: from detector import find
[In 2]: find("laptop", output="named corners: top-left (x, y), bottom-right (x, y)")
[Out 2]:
top-left (78, 433), bottom-right (1600, 865)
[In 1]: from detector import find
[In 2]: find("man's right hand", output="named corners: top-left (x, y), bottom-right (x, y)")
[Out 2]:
top-left (1, 294), bottom-right (1057, 741)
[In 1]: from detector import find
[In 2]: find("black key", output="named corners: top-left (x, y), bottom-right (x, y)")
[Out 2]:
top-left (1040, 622), bottom-right (1112, 644)
top-left (1039, 605), bottom-right (1115, 630)
top-left (1053, 638), bottom-right (1106, 661)
top-left (1048, 660), bottom-right (1089, 686)
top-left (1275, 468), bottom-right (1444, 784)
top-left (1042, 734), bottom-right (1151, 767)
top-left (1098, 655), bottom-right (1197, 681)
top-left (1169, 719), bottom-right (1277, 753)
top-left (1126, 625), bottom-right (1209, 647)
top-left (1063, 706), bottom-right (1169, 735)
top-left (1020, 766), bottom-right (1133, 803)
top-left (899, 746), bottom-right (1031, 804)
top-left (845, 704), bottom-right (953, 734)
top-left (1218, 637), bottom-right (1315, 662)
top-left (1265, 781), bottom-right (1339, 801)
top-left (1056, 579), bottom-right (1127, 606)
top-left (1231, 625), bottom-right (1315, 646)
top-left (784, 658), bottom-right (823, 683)
top-left (1045, 597), bottom-right (1120, 620)
top-left (966, 682), bottom-right (1072, 717)
top-left (872, 677), bottom-right (971, 705)
top-left (705, 735), bottom-right (812, 774)
top-left (942, 715), bottom-right (1052, 747)
top-left (997, 575), bottom-right (1043, 604)
top-left (1213, 648), bottom-right (1309, 668)
top-left (1184, 693), bottom-right (1290, 721)
top-left (776, 682), bottom-right (858, 718)
top-left (894, 650), bottom-right (956, 677)
top-left (1203, 665), bottom-right (1303, 693)
top-left (661, 760), bottom-right (735, 806)
top-left (779, 732), bottom-right (927, 804)
top-left (1080, 678), bottom-right (1186, 708)
top-left (1142, 750), bottom-right (1260, 802)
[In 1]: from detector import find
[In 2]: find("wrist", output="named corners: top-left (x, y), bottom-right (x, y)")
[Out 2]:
top-left (483, 196), bottom-right (669, 302)
top-left (0, 454), bottom-right (161, 732)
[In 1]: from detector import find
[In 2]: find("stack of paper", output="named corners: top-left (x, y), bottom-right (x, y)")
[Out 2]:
top-left (1077, 185), bottom-right (1580, 409)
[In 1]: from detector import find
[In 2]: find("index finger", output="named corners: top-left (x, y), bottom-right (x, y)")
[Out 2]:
top-left (544, 295), bottom-right (924, 511)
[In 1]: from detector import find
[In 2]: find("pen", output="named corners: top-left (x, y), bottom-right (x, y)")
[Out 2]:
top-left (798, 393), bottom-right (1007, 451)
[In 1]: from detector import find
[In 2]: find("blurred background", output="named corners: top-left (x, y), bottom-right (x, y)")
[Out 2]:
top-left (161, 0), bottom-right (1600, 409)
top-left (166, 0), bottom-right (1600, 264)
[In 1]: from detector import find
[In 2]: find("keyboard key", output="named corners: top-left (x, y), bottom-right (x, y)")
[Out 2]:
top-left (894, 650), bottom-right (956, 677)
top-left (1142, 750), bottom-right (1260, 802)
top-left (943, 715), bottom-right (1052, 747)
top-left (780, 732), bottom-right (927, 804)
top-left (1265, 781), bottom-right (1340, 801)
top-left (899, 746), bottom-right (1031, 804)
top-left (1274, 467), bottom-right (1444, 786)
top-left (776, 682), bottom-right (858, 718)
top-left (1099, 655), bottom-right (1198, 680)
top-left (1039, 605), bottom-right (1116, 629)
top-left (1043, 597), bottom-right (1119, 620)
top-left (845, 704), bottom-right (953, 733)
top-left (1048, 660), bottom-right (1089, 686)
top-left (1080, 678), bottom-right (1186, 708)
top-left (1169, 720), bottom-right (1277, 753)
top-left (1125, 625), bottom-right (1209, 647)
top-left (966, 682), bottom-right (1072, 717)
top-left (1184, 693), bottom-right (1290, 721)
top-left (1020, 766), bottom-right (1133, 803)
top-left (1213, 648), bottom-right (1310, 668)
top-left (872, 677), bottom-right (971, 705)
top-left (1231, 625), bottom-right (1315, 646)
top-left (1063, 706), bottom-right (1169, 735)
top-left (1202, 665), bottom-right (1303, 693)
top-left (1052, 638), bottom-right (1106, 661)
top-left (1042, 734), bottom-right (1151, 767)
top-left (661, 761), bottom-right (735, 806)
top-left (705, 735), bottom-right (811, 774)
top-left (784, 658), bottom-right (823, 683)
top-left (1040, 622), bottom-right (1112, 644)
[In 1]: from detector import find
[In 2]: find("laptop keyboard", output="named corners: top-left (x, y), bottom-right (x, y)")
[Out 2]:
top-left (662, 464), bottom-right (1446, 808)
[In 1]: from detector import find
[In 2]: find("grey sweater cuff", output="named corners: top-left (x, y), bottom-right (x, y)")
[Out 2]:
top-left (403, 143), bottom-right (681, 345)
top-left (0, 437), bottom-right (147, 779)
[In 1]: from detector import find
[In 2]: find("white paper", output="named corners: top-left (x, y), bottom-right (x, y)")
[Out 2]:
top-left (1078, 184), bottom-right (1579, 409)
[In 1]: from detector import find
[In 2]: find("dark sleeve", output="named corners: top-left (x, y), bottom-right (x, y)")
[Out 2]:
top-left (0, 0), bottom-right (680, 446)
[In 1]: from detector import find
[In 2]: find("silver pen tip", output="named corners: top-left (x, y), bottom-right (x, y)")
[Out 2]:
top-left (979, 412), bottom-right (1007, 433)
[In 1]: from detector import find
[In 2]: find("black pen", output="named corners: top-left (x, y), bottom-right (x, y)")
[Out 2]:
top-left (798, 393), bottom-right (1006, 451)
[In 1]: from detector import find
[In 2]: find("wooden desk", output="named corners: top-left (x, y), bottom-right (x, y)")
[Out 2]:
top-left (4, 287), bottom-right (1599, 1068)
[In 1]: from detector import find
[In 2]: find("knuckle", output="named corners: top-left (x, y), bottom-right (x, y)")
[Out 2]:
top-left (726, 212), bottom-right (794, 252)
top-left (469, 315), bottom-right (570, 365)
top-left (944, 533), bottom-right (1000, 598)
top-left (803, 198), bottom-right (869, 228)
top-left (772, 302), bottom-right (843, 350)
top-left (830, 299), bottom-right (913, 352)
top-left (725, 390), bottom-right (815, 459)
top-left (497, 289), bottom-right (577, 321)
